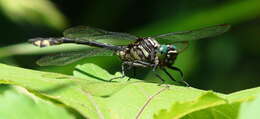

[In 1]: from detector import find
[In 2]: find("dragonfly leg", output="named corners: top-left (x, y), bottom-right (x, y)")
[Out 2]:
top-left (152, 64), bottom-right (158, 71)
top-left (133, 67), bottom-right (136, 77)
top-left (162, 68), bottom-right (182, 85)
top-left (167, 66), bottom-right (190, 87)
top-left (133, 60), bottom-right (154, 67)
top-left (125, 61), bottom-right (150, 81)
top-left (162, 68), bottom-right (176, 81)
top-left (109, 62), bottom-right (127, 81)
top-left (152, 70), bottom-right (165, 85)
top-left (126, 63), bottom-right (134, 81)
top-left (129, 61), bottom-right (165, 84)
top-left (134, 61), bottom-right (165, 84)
top-left (110, 61), bottom-right (151, 82)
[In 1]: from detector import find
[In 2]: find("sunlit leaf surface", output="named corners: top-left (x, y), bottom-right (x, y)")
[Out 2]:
top-left (0, 63), bottom-right (259, 119)
top-left (0, 88), bottom-right (74, 119)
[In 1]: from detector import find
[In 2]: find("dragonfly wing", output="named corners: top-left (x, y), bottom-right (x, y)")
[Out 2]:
top-left (36, 48), bottom-right (114, 66)
top-left (154, 24), bottom-right (230, 44)
top-left (173, 41), bottom-right (189, 53)
top-left (63, 26), bottom-right (108, 38)
top-left (63, 26), bottom-right (138, 45)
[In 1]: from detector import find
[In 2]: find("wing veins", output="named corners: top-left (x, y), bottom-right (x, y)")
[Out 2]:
top-left (63, 26), bottom-right (138, 45)
top-left (36, 48), bottom-right (114, 66)
top-left (154, 24), bottom-right (231, 43)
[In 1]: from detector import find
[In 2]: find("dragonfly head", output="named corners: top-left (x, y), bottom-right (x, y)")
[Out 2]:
top-left (159, 45), bottom-right (178, 65)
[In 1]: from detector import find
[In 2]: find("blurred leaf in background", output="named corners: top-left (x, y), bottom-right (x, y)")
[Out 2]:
top-left (0, 0), bottom-right (68, 29)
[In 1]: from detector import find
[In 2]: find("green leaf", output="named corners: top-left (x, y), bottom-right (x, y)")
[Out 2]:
top-left (227, 87), bottom-right (260, 102)
top-left (0, 0), bottom-right (67, 29)
top-left (0, 87), bottom-right (74, 119)
top-left (154, 92), bottom-right (227, 119)
top-left (183, 103), bottom-right (241, 119)
top-left (73, 63), bottom-right (131, 97)
top-left (0, 63), bottom-right (259, 119)
top-left (238, 95), bottom-right (260, 119)
top-left (0, 63), bottom-right (208, 119)
top-left (154, 86), bottom-right (260, 119)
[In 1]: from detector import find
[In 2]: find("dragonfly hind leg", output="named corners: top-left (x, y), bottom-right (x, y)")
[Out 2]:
top-left (109, 62), bottom-right (128, 82)
top-left (109, 61), bottom-right (153, 82)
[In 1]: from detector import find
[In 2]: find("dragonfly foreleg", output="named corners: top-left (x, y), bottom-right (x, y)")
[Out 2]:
top-left (162, 68), bottom-right (176, 82)
top-left (167, 66), bottom-right (190, 87)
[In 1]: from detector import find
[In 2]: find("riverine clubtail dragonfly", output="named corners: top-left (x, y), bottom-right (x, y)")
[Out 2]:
top-left (29, 24), bottom-right (230, 86)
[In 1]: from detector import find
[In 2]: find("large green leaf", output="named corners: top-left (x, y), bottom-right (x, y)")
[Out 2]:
top-left (154, 86), bottom-right (260, 119)
top-left (153, 92), bottom-right (227, 119)
top-left (238, 95), bottom-right (260, 119)
top-left (0, 63), bottom-right (259, 119)
top-left (0, 87), bottom-right (74, 119)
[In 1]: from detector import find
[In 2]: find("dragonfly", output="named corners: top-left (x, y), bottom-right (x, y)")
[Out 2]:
top-left (29, 24), bottom-right (230, 86)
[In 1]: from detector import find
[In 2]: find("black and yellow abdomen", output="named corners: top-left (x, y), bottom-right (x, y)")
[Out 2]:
top-left (29, 38), bottom-right (63, 47)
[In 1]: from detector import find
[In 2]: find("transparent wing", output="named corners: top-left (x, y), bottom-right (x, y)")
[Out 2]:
top-left (63, 26), bottom-right (138, 45)
top-left (173, 41), bottom-right (189, 53)
top-left (36, 48), bottom-right (114, 66)
top-left (154, 24), bottom-right (230, 44)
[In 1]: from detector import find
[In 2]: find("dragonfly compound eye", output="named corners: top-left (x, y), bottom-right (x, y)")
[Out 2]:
top-left (159, 45), bottom-right (168, 54)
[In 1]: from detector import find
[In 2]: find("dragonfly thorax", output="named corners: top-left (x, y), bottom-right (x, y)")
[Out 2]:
top-left (116, 37), bottom-right (160, 66)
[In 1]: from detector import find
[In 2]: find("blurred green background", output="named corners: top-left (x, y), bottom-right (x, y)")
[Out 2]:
top-left (0, 0), bottom-right (259, 93)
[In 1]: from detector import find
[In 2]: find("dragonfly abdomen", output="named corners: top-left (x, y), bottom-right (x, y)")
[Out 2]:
top-left (29, 38), bottom-right (63, 47)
